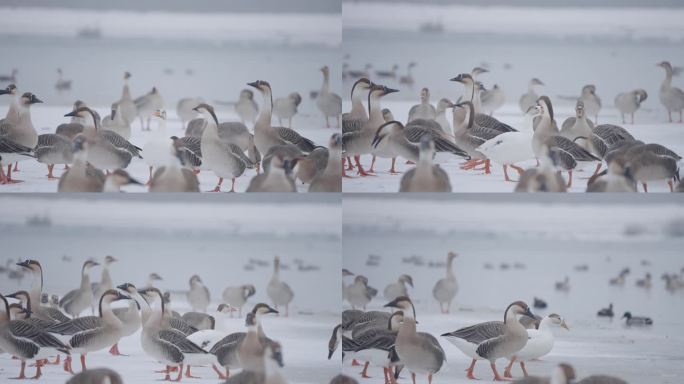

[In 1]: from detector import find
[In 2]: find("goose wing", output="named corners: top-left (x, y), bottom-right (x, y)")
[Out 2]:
top-left (168, 317), bottom-right (198, 336)
top-left (56, 123), bottom-right (84, 139)
top-left (475, 114), bottom-right (517, 133)
top-left (275, 127), bottom-right (315, 153)
top-left (442, 321), bottom-right (505, 344)
top-left (158, 329), bottom-right (208, 354)
top-left (546, 136), bottom-right (600, 161)
top-left (101, 130), bottom-right (143, 158)
top-left (46, 316), bottom-right (102, 335)
top-left (0, 137), bottom-right (33, 154)
top-left (228, 143), bottom-right (255, 168)
top-left (342, 114), bottom-right (364, 134)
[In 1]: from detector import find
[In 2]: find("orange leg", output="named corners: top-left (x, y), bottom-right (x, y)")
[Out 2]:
top-left (590, 163), bottom-right (602, 178)
top-left (411, 372), bottom-right (417, 384)
top-left (466, 358), bottom-right (479, 380)
top-left (342, 158), bottom-right (352, 178)
top-left (31, 360), bottom-right (44, 379)
top-left (503, 165), bottom-right (513, 182)
top-left (383, 367), bottom-right (391, 384)
top-left (360, 361), bottom-right (371, 378)
top-left (504, 357), bottom-right (515, 378)
top-left (520, 361), bottom-right (529, 377)
top-left (668, 180), bottom-right (674, 192)
top-left (368, 156), bottom-right (377, 173)
top-left (208, 177), bottom-right (223, 192)
top-left (185, 365), bottom-right (201, 378)
top-left (642, 183), bottom-right (648, 193)
top-left (13, 161), bottom-right (19, 171)
top-left (428, 372), bottom-right (433, 384)
top-left (173, 364), bottom-right (183, 381)
top-left (490, 362), bottom-right (509, 381)
top-left (109, 343), bottom-right (128, 356)
top-left (354, 156), bottom-right (373, 177)
top-left (11, 360), bottom-right (27, 379)
top-left (146, 166), bottom-right (153, 186)
top-left (64, 355), bottom-right (74, 374)
top-left (212, 364), bottom-right (227, 380)
top-left (346, 156), bottom-right (354, 170)
top-left (566, 170), bottom-right (573, 188)
top-left (80, 354), bottom-right (87, 372)
top-left (389, 158), bottom-right (401, 174)
top-left (229, 177), bottom-right (236, 193)
top-left (46, 164), bottom-right (60, 179)
top-left (6, 163), bottom-right (24, 183)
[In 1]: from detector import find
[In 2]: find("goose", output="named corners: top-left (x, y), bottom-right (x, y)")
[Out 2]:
top-left (146, 272), bottom-right (164, 288)
top-left (56, 289), bottom-right (130, 373)
top-left (503, 314), bottom-right (569, 378)
top-left (110, 283), bottom-right (146, 356)
top-left (560, 101), bottom-right (595, 155)
top-left (343, 83), bottom-right (397, 176)
top-left (185, 304), bottom-right (237, 354)
top-left (249, 81), bottom-right (316, 155)
top-left (533, 298), bottom-right (547, 309)
top-left (0, 293), bottom-right (70, 379)
top-left (60, 260), bottom-right (100, 317)
top-left (531, 97), bottom-right (601, 187)
top-left (308, 134), bottom-right (342, 192)
top-left (511, 363), bottom-right (576, 384)
top-left (245, 151), bottom-right (298, 192)
top-left (577, 85), bottom-right (602, 123)
top-left (209, 303), bottom-right (279, 380)
top-left (622, 311), bottom-right (653, 326)
top-left (57, 136), bottom-right (106, 192)
top-left (608, 270), bottom-right (629, 286)
top-left (15, 260), bottom-right (70, 324)
top-left (384, 275), bottom-right (414, 301)
top-left (434, 98), bottom-right (453, 134)
top-left (235, 89), bottom-right (259, 125)
top-left (597, 303), bottom-right (614, 318)
top-left (0, 138), bottom-right (34, 184)
top-left (515, 146), bottom-right (568, 192)
top-left (384, 296), bottom-right (445, 384)
top-left (273, 92), bottom-right (302, 128)
top-left (65, 368), bottom-right (123, 384)
top-left (134, 87), bottom-right (164, 131)
top-left (55, 68), bottom-right (72, 92)
top-left (432, 251), bottom-right (458, 314)
top-left (266, 256), bottom-right (294, 316)
top-left (586, 159), bottom-right (636, 192)
top-left (5, 291), bottom-right (55, 330)
top-left (0, 68), bottom-right (18, 83)
top-left (657, 61), bottom-right (684, 123)
top-left (138, 289), bottom-right (198, 336)
top-left (194, 103), bottom-right (255, 192)
top-left (117, 72), bottom-right (138, 126)
top-left (187, 275), bottom-right (211, 312)
top-left (317, 66), bottom-right (343, 128)
top-left (615, 89), bottom-right (647, 124)
top-left (65, 106), bottom-right (142, 170)
top-left (450, 100), bottom-right (504, 175)
top-left (476, 109), bottom-right (535, 182)
top-left (176, 97), bottom-right (203, 129)
top-left (222, 285), bottom-right (256, 317)
top-left (139, 287), bottom-right (210, 381)
top-left (624, 143), bottom-right (680, 192)
top-left (237, 313), bottom-right (272, 373)
top-left (35, 131), bottom-right (73, 180)
top-left (348, 311), bottom-right (405, 383)
top-left (225, 342), bottom-right (285, 384)
top-left (399, 62), bottom-right (416, 87)
top-left (345, 275), bottom-right (377, 310)
top-left (635, 273), bottom-right (652, 288)
top-left (481, 84), bottom-right (505, 116)
top-left (92, 255), bottom-right (117, 312)
top-left (451, 74), bottom-right (517, 134)
top-left (399, 137), bottom-right (452, 192)
top-left (519, 78), bottom-right (544, 114)
top-left (441, 301), bottom-right (536, 381)
top-left (342, 78), bottom-right (372, 142)
top-left (408, 88), bottom-right (436, 122)
top-left (0, 91), bottom-right (41, 182)
top-left (101, 102), bottom-right (132, 140)
top-left (148, 135), bottom-right (201, 192)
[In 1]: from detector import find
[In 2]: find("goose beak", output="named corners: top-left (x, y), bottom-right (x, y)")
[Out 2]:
top-left (385, 87), bottom-right (399, 95)
top-left (247, 81), bottom-right (259, 88)
top-left (31, 97), bottom-right (43, 104)
top-left (116, 284), bottom-right (130, 291)
top-left (450, 75), bottom-right (464, 83)
top-left (16, 260), bottom-right (30, 268)
top-left (327, 349), bottom-right (334, 359)
top-left (524, 307), bottom-right (536, 319)
top-left (384, 298), bottom-right (399, 309)
top-left (64, 111), bottom-right (77, 117)
top-left (560, 319), bottom-right (569, 331)
top-left (0, 89), bottom-right (9, 95)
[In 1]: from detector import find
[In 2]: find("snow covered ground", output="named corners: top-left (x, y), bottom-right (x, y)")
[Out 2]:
top-left (0, 196), bottom-right (341, 383)
top-left (341, 197), bottom-right (684, 383)
top-left (342, 3), bottom-right (684, 193)
top-left (0, 105), bottom-right (339, 193)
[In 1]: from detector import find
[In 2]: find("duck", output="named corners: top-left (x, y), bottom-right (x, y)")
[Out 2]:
top-left (503, 314), bottom-right (569, 378)
top-left (432, 251), bottom-right (459, 314)
top-left (615, 89), bottom-right (647, 124)
top-left (622, 312), bottom-right (652, 326)
top-left (59, 260), bottom-right (100, 317)
top-left (266, 256), bottom-right (294, 316)
top-left (597, 303), bottom-right (614, 318)
top-left (384, 274), bottom-right (414, 301)
top-left (635, 273), bottom-right (652, 289)
top-left (385, 296), bottom-right (445, 384)
top-left (441, 301), bottom-right (536, 381)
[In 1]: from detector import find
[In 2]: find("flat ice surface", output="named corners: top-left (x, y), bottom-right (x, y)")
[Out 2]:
top-left (341, 198), bottom-right (684, 383)
top-left (0, 197), bottom-right (341, 383)
top-left (341, 5), bottom-right (684, 193)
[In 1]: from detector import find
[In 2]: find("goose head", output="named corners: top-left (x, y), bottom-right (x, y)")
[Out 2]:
top-left (370, 84), bottom-right (399, 99)
top-left (247, 80), bottom-right (272, 95)
top-left (217, 303), bottom-right (238, 314)
top-left (634, 89), bottom-right (648, 104)
top-left (16, 259), bottom-right (42, 273)
top-left (447, 251), bottom-right (458, 261)
top-left (239, 89), bottom-right (255, 100)
top-left (99, 289), bottom-right (130, 305)
top-left (449, 73), bottom-right (474, 86)
top-left (581, 84), bottom-right (596, 95)
top-left (189, 275), bottom-right (203, 287)
top-left (535, 96), bottom-right (554, 120)
top-left (243, 284), bottom-right (257, 298)
top-left (192, 103), bottom-right (218, 126)
top-left (657, 61), bottom-right (672, 72)
top-left (124, 72), bottom-right (131, 80)
top-left (503, 301), bottom-right (535, 323)
top-left (351, 77), bottom-right (373, 100)
top-left (0, 84), bottom-right (17, 96)
top-left (381, 108), bottom-right (395, 122)
top-left (354, 275), bottom-right (369, 285)
top-left (420, 87), bottom-right (430, 103)
top-left (384, 296), bottom-right (416, 319)
top-left (82, 259), bottom-right (100, 273)
top-left (530, 78), bottom-right (544, 87)
top-left (546, 313), bottom-right (569, 330)
top-left (575, 100), bottom-right (585, 119)
top-left (342, 269), bottom-right (355, 277)
top-left (20, 92), bottom-right (42, 107)
top-left (251, 303), bottom-right (279, 316)
top-left (399, 274), bottom-right (414, 288)
top-left (320, 65), bottom-right (330, 76)
top-left (436, 98), bottom-right (454, 113)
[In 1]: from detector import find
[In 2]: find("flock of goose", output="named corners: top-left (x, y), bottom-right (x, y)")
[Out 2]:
top-left (334, 251), bottom-right (679, 384)
top-left (341, 61), bottom-right (684, 192)
top-left (0, 256), bottom-right (296, 383)
top-left (0, 67), bottom-right (342, 192)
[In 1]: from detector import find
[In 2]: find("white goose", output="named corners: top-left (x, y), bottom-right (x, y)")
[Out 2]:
top-left (503, 313), bottom-right (569, 378)
top-left (476, 110), bottom-right (535, 182)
